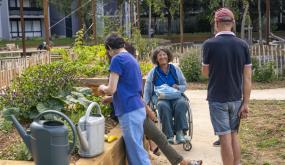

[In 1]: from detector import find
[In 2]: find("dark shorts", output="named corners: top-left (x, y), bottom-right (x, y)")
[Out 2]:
top-left (208, 101), bottom-right (242, 135)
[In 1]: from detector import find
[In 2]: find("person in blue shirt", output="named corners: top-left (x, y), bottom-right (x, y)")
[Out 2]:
top-left (144, 47), bottom-right (188, 144)
top-left (98, 33), bottom-right (150, 165)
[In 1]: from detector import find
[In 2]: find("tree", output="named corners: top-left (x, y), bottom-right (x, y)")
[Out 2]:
top-left (241, 0), bottom-right (250, 40)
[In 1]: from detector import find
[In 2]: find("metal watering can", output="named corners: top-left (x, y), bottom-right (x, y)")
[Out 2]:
top-left (76, 102), bottom-right (105, 157)
top-left (10, 110), bottom-right (77, 165)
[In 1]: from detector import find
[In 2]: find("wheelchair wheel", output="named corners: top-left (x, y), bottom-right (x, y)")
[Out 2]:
top-left (186, 101), bottom-right (193, 139)
top-left (183, 140), bottom-right (192, 151)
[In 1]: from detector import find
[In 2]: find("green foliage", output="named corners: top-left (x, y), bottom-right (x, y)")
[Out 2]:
top-left (50, 48), bottom-right (70, 62)
top-left (74, 29), bottom-right (84, 47)
top-left (0, 117), bottom-right (13, 133)
top-left (252, 58), bottom-right (276, 82)
top-left (0, 142), bottom-right (31, 161)
top-left (72, 44), bottom-right (109, 77)
top-left (127, 28), bottom-right (159, 60)
top-left (1, 61), bottom-right (77, 121)
top-left (179, 51), bottom-right (202, 82)
top-left (140, 61), bottom-right (153, 76)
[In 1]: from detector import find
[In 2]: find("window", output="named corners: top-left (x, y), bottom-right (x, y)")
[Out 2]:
top-left (9, 0), bottom-right (17, 7)
top-left (10, 19), bottom-right (42, 38)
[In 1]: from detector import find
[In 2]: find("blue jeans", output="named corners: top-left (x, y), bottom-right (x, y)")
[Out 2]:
top-left (208, 101), bottom-right (242, 135)
top-left (157, 97), bottom-right (188, 138)
top-left (118, 108), bottom-right (150, 165)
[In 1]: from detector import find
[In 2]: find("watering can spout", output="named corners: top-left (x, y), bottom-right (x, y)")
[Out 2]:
top-left (76, 124), bottom-right (89, 151)
top-left (10, 115), bottom-right (32, 153)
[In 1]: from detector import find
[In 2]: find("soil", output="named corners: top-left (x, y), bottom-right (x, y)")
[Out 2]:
top-left (0, 117), bottom-right (118, 162)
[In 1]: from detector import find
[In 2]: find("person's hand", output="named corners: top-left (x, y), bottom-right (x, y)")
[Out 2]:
top-left (98, 85), bottom-right (106, 96)
top-left (148, 110), bottom-right (156, 121)
top-left (172, 84), bottom-right (179, 90)
top-left (238, 103), bottom-right (249, 119)
top-left (145, 105), bottom-right (156, 121)
top-left (102, 96), bottom-right (113, 104)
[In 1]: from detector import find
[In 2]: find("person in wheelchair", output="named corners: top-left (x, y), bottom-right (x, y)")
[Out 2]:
top-left (144, 47), bottom-right (188, 144)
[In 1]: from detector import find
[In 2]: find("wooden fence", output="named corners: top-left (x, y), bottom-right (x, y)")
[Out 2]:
top-left (0, 51), bottom-right (50, 90)
top-left (167, 43), bottom-right (285, 78)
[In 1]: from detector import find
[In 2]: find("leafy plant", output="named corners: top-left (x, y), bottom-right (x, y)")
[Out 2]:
top-left (72, 43), bottom-right (109, 77)
top-left (140, 61), bottom-right (153, 76)
top-left (1, 61), bottom-right (77, 121)
top-left (179, 51), bottom-right (202, 82)
top-left (252, 58), bottom-right (276, 82)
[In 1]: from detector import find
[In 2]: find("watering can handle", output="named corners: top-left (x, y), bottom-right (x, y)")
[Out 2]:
top-left (85, 102), bottom-right (102, 122)
top-left (34, 110), bottom-right (77, 154)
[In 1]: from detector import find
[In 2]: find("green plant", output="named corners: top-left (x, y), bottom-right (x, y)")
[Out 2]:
top-left (0, 142), bottom-right (31, 161)
top-left (252, 58), bottom-right (276, 82)
top-left (140, 61), bottom-right (153, 76)
top-left (72, 44), bottom-right (109, 77)
top-left (50, 48), bottom-right (70, 62)
top-left (1, 61), bottom-right (77, 121)
top-left (179, 51), bottom-right (202, 82)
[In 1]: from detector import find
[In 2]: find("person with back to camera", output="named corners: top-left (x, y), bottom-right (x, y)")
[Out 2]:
top-left (144, 47), bottom-right (189, 145)
top-left (98, 33), bottom-right (150, 165)
top-left (202, 8), bottom-right (252, 165)
top-left (103, 43), bottom-right (203, 165)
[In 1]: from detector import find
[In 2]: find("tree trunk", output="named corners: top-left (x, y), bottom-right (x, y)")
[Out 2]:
top-left (241, 1), bottom-right (249, 40)
top-left (265, 0), bottom-right (270, 44)
top-left (136, 0), bottom-right (140, 29)
top-left (148, 2), bottom-right (151, 38)
top-left (78, 0), bottom-right (83, 29)
top-left (258, 0), bottom-right (262, 43)
top-left (92, 0), bottom-right (96, 44)
top-left (180, 0), bottom-right (184, 53)
top-left (43, 0), bottom-right (49, 49)
top-left (20, 0), bottom-right (26, 55)
top-left (167, 13), bottom-right (171, 35)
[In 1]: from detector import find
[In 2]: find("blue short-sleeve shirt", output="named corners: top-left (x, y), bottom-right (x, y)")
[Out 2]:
top-left (109, 52), bottom-right (144, 116)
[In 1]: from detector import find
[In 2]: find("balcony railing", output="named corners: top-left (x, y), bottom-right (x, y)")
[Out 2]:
top-left (9, 7), bottom-right (43, 16)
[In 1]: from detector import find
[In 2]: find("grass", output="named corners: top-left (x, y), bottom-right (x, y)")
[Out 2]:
top-left (240, 100), bottom-right (285, 165)
top-left (148, 32), bottom-right (212, 43)
top-left (0, 37), bottom-right (74, 48)
top-left (188, 80), bottom-right (285, 90)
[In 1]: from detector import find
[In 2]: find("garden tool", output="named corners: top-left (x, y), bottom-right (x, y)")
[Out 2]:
top-left (76, 102), bottom-right (105, 157)
top-left (10, 110), bottom-right (77, 165)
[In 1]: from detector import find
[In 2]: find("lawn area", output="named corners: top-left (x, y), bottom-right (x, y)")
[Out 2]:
top-left (188, 80), bottom-right (285, 90)
top-left (0, 37), bottom-right (74, 48)
top-left (150, 32), bottom-right (212, 43)
top-left (240, 100), bottom-right (285, 165)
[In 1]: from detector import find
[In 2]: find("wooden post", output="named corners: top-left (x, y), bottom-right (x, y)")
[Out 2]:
top-left (43, 0), bottom-right (50, 48)
top-left (19, 0), bottom-right (26, 56)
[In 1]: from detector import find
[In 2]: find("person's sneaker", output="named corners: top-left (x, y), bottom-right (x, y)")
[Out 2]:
top-left (167, 137), bottom-right (174, 144)
top-left (187, 160), bottom-right (203, 165)
top-left (176, 131), bottom-right (186, 144)
top-left (213, 139), bottom-right (220, 146)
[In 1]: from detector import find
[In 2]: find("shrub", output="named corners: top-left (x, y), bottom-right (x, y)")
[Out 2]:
top-left (179, 51), bottom-right (202, 82)
top-left (1, 61), bottom-right (77, 121)
top-left (72, 44), bottom-right (109, 77)
top-left (140, 61), bottom-right (153, 76)
top-left (252, 58), bottom-right (276, 82)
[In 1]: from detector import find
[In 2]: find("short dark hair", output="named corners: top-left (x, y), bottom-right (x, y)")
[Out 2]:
top-left (124, 42), bottom-right (136, 58)
top-left (151, 47), bottom-right (173, 65)
top-left (104, 33), bottom-right (125, 50)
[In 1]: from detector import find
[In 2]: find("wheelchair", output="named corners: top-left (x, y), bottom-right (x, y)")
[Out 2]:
top-left (150, 93), bottom-right (193, 151)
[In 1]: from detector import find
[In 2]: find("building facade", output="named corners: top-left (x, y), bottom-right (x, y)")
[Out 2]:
top-left (0, 0), bottom-right (46, 39)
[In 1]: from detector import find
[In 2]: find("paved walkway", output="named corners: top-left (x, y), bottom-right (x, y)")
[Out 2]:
top-left (152, 88), bottom-right (285, 165)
